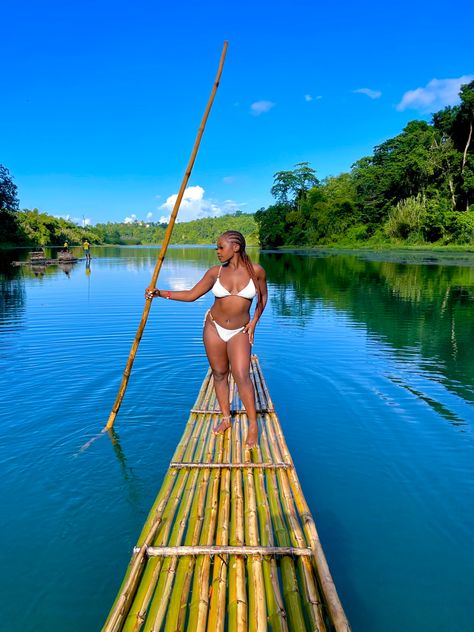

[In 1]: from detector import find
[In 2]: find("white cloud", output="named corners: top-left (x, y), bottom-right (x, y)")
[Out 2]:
top-left (353, 88), bottom-right (382, 99)
top-left (222, 176), bottom-right (236, 184)
top-left (159, 185), bottom-right (241, 223)
top-left (396, 75), bottom-right (474, 112)
top-left (146, 211), bottom-right (153, 221)
top-left (304, 94), bottom-right (313, 102)
top-left (54, 214), bottom-right (92, 226)
top-left (124, 214), bottom-right (137, 224)
top-left (250, 100), bottom-right (275, 115)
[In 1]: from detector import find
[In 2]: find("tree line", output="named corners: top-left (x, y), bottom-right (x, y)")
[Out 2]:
top-left (2, 79), bottom-right (473, 249)
top-left (256, 80), bottom-right (474, 247)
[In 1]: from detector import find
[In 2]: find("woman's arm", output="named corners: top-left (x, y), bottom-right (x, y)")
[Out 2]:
top-left (243, 265), bottom-right (268, 344)
top-left (145, 267), bottom-right (217, 302)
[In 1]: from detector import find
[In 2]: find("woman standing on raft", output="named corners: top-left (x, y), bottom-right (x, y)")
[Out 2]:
top-left (145, 230), bottom-right (268, 448)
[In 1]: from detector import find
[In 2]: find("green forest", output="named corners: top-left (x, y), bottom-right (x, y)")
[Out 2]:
top-left (1, 80), bottom-right (473, 249)
top-left (256, 80), bottom-right (474, 248)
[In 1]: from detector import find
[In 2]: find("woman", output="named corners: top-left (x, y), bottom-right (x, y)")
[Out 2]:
top-left (145, 230), bottom-right (268, 448)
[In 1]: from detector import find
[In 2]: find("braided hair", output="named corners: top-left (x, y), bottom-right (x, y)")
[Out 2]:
top-left (220, 230), bottom-right (262, 306)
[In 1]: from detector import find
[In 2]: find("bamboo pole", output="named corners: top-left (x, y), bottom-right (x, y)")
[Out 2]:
top-left (207, 429), bottom-right (232, 631)
top-left (264, 412), bottom-right (326, 631)
top-left (250, 415), bottom-right (289, 632)
top-left (256, 361), bottom-right (351, 632)
top-left (143, 413), bottom-right (213, 631)
top-left (163, 426), bottom-right (218, 631)
top-left (241, 415), bottom-right (267, 632)
top-left (169, 462), bottom-right (291, 469)
top-left (120, 387), bottom-right (215, 630)
top-left (228, 413), bottom-right (247, 632)
top-left (185, 422), bottom-right (223, 629)
top-left (186, 429), bottom-right (225, 631)
top-left (102, 376), bottom-right (213, 632)
top-left (138, 545), bottom-right (313, 557)
top-left (259, 419), bottom-right (308, 631)
top-left (104, 41), bottom-right (228, 431)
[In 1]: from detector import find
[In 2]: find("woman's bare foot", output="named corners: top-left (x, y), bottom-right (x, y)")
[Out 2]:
top-left (245, 422), bottom-right (258, 448)
top-left (213, 415), bottom-right (232, 434)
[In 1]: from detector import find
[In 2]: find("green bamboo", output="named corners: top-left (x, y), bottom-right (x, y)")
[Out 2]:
top-left (121, 387), bottom-right (214, 630)
top-left (251, 418), bottom-right (289, 631)
top-left (162, 425), bottom-right (217, 630)
top-left (260, 419), bottom-right (308, 631)
top-left (102, 373), bottom-right (214, 630)
top-left (207, 429), bottom-right (232, 631)
top-left (187, 427), bottom-right (224, 630)
top-left (241, 414), bottom-right (267, 632)
top-left (257, 361), bottom-right (350, 631)
top-left (264, 412), bottom-right (326, 631)
top-left (228, 413), bottom-right (247, 632)
top-left (143, 412), bottom-right (213, 630)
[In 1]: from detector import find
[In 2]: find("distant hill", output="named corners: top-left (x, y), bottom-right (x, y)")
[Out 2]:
top-left (94, 212), bottom-right (258, 245)
top-left (1, 209), bottom-right (258, 247)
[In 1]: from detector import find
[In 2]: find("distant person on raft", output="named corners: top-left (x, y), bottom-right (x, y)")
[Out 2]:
top-left (83, 240), bottom-right (91, 260)
top-left (145, 230), bottom-right (268, 448)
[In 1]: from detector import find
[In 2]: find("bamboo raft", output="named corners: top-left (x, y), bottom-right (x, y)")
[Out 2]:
top-left (103, 356), bottom-right (350, 631)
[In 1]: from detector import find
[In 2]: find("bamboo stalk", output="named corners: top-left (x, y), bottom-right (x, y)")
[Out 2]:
top-left (162, 427), bottom-right (217, 630)
top-left (228, 414), bottom-right (247, 632)
top-left (104, 41), bottom-right (228, 431)
top-left (186, 428), bottom-right (225, 631)
top-left (257, 362), bottom-right (351, 631)
top-left (121, 400), bottom-right (213, 630)
top-left (259, 419), bottom-right (308, 631)
top-left (251, 415), bottom-right (289, 632)
top-left (102, 377), bottom-right (212, 632)
top-left (241, 415), bottom-right (267, 632)
top-left (207, 430), bottom-right (232, 631)
top-left (139, 545), bottom-right (313, 557)
top-left (143, 413), bottom-right (213, 631)
top-left (169, 462), bottom-right (291, 469)
top-left (243, 359), bottom-right (290, 631)
top-left (264, 413), bottom-right (326, 631)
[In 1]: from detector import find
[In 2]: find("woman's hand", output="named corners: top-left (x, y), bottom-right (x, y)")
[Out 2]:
top-left (243, 321), bottom-right (257, 345)
top-left (145, 287), bottom-right (160, 300)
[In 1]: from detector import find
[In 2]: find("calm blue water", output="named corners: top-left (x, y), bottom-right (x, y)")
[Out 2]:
top-left (1, 246), bottom-right (474, 631)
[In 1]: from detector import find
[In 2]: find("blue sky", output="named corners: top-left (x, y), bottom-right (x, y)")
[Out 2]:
top-left (2, 0), bottom-right (473, 225)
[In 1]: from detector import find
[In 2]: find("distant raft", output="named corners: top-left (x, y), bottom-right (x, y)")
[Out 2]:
top-left (103, 356), bottom-right (350, 631)
top-left (12, 251), bottom-right (81, 266)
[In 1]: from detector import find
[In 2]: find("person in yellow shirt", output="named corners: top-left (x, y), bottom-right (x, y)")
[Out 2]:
top-left (63, 240), bottom-right (69, 252)
top-left (83, 240), bottom-right (91, 260)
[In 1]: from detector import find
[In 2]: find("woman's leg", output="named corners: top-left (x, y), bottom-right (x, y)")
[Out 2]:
top-left (227, 332), bottom-right (258, 447)
top-left (203, 317), bottom-right (232, 433)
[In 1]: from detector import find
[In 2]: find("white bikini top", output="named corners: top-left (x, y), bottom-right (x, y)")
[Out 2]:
top-left (211, 266), bottom-right (257, 300)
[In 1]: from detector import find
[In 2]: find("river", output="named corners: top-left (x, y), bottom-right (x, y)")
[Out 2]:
top-left (1, 245), bottom-right (473, 631)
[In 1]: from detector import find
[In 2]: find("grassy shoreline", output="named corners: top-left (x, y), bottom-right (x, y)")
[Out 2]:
top-left (2, 240), bottom-right (474, 254)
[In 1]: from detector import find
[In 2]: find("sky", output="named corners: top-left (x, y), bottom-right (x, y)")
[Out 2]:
top-left (2, 0), bottom-right (473, 226)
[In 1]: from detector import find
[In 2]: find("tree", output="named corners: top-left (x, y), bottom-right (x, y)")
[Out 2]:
top-left (0, 165), bottom-right (18, 211)
top-left (255, 205), bottom-right (288, 248)
top-left (433, 80), bottom-right (474, 210)
top-left (352, 120), bottom-right (437, 226)
top-left (0, 165), bottom-right (21, 244)
top-left (271, 162), bottom-right (319, 206)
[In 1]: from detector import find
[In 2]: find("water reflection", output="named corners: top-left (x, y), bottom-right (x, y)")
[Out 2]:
top-left (260, 251), bottom-right (474, 402)
top-left (107, 429), bottom-right (141, 509)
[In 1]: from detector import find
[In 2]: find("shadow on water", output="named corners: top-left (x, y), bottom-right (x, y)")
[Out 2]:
top-left (260, 250), bottom-right (474, 406)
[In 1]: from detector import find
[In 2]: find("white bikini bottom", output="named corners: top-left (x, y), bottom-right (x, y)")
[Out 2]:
top-left (204, 309), bottom-right (246, 342)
